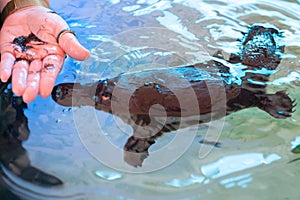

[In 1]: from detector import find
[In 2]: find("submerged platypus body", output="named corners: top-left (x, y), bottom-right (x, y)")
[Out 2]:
top-left (52, 25), bottom-right (295, 167)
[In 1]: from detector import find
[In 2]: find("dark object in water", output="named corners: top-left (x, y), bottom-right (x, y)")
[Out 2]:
top-left (12, 33), bottom-right (44, 52)
top-left (291, 144), bottom-right (300, 154)
top-left (52, 25), bottom-right (295, 167)
top-left (0, 80), bottom-right (63, 189)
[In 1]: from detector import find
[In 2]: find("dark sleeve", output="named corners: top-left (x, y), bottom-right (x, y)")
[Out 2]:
top-left (0, 13), bottom-right (3, 29)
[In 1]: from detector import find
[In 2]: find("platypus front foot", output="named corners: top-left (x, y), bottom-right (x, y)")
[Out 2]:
top-left (123, 136), bottom-right (155, 167)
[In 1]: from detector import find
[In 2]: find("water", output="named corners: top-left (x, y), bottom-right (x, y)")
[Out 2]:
top-left (1, 0), bottom-right (300, 199)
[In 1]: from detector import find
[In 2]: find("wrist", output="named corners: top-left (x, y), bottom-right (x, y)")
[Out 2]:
top-left (1, 0), bottom-right (49, 12)
top-left (1, 0), bottom-right (50, 26)
top-left (0, 0), bottom-right (11, 12)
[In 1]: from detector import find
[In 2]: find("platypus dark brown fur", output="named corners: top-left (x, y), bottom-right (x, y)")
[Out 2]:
top-left (52, 25), bottom-right (295, 167)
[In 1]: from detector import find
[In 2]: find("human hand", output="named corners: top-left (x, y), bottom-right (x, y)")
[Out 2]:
top-left (0, 6), bottom-right (90, 102)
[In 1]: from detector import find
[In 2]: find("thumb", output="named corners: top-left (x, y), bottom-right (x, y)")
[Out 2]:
top-left (59, 33), bottom-right (90, 61)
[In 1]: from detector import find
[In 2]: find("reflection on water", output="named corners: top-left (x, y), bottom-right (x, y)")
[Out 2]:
top-left (201, 153), bottom-right (281, 179)
top-left (94, 170), bottom-right (122, 181)
top-left (2, 0), bottom-right (300, 199)
top-left (165, 174), bottom-right (205, 188)
top-left (291, 136), bottom-right (300, 149)
top-left (165, 153), bottom-right (281, 189)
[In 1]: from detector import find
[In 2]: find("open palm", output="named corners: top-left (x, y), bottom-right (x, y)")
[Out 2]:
top-left (0, 6), bottom-right (89, 102)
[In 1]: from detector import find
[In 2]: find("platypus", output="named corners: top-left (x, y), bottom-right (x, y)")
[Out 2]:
top-left (52, 25), bottom-right (295, 167)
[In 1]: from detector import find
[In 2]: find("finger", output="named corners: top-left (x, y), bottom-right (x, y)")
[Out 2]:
top-left (12, 60), bottom-right (29, 96)
top-left (39, 55), bottom-right (64, 98)
top-left (0, 52), bottom-right (15, 82)
top-left (59, 33), bottom-right (90, 60)
top-left (23, 60), bottom-right (42, 103)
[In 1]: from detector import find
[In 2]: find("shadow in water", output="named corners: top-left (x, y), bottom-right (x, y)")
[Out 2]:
top-left (52, 25), bottom-right (295, 167)
top-left (0, 80), bottom-right (63, 200)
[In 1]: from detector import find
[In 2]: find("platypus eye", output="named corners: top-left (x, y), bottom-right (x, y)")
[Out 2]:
top-left (101, 92), bottom-right (112, 101)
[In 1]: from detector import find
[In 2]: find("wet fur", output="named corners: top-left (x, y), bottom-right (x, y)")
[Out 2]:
top-left (53, 25), bottom-right (295, 167)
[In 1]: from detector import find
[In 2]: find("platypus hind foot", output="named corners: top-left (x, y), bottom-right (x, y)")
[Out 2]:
top-left (259, 91), bottom-right (296, 118)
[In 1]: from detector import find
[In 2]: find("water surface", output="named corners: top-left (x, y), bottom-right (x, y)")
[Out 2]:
top-left (2, 0), bottom-right (300, 199)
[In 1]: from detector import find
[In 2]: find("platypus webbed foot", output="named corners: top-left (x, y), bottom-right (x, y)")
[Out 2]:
top-left (123, 136), bottom-right (155, 167)
top-left (259, 91), bottom-right (295, 118)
